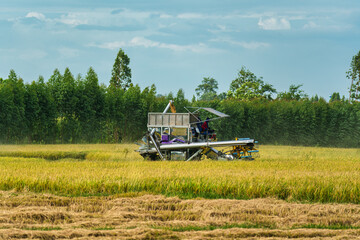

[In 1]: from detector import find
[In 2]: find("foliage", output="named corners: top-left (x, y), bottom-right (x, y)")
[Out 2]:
top-left (330, 92), bottom-right (341, 102)
top-left (110, 49), bottom-right (131, 90)
top-left (277, 84), bottom-right (308, 100)
top-left (227, 66), bottom-right (276, 100)
top-left (122, 84), bottom-right (146, 141)
top-left (0, 51), bottom-right (360, 147)
top-left (195, 77), bottom-right (218, 101)
top-left (216, 99), bottom-right (360, 147)
top-left (175, 88), bottom-right (190, 112)
top-left (76, 68), bottom-right (106, 142)
top-left (105, 85), bottom-right (125, 142)
top-left (0, 67), bottom-right (360, 147)
top-left (25, 76), bottom-right (56, 143)
top-left (347, 50), bottom-right (360, 101)
top-left (0, 70), bottom-right (26, 142)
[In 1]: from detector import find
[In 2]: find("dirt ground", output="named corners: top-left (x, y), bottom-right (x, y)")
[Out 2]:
top-left (0, 191), bottom-right (360, 239)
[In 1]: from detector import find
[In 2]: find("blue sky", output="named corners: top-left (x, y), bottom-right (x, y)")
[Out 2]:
top-left (1, 0), bottom-right (359, 99)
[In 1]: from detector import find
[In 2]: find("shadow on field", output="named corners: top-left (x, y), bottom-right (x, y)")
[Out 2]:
top-left (0, 151), bottom-right (87, 160)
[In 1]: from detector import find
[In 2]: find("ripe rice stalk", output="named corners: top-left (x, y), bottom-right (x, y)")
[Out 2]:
top-left (0, 145), bottom-right (359, 203)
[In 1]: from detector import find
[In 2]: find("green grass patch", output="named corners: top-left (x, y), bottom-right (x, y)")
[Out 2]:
top-left (22, 226), bottom-right (62, 231)
top-left (155, 223), bottom-right (360, 232)
top-left (0, 151), bottom-right (87, 160)
top-left (126, 226), bottom-right (138, 229)
top-left (293, 224), bottom-right (360, 230)
top-left (154, 222), bottom-right (275, 232)
top-left (92, 226), bottom-right (115, 230)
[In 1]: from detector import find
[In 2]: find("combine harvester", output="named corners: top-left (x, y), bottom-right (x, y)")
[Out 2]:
top-left (137, 101), bottom-right (259, 161)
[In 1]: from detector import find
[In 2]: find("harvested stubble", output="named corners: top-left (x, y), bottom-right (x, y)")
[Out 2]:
top-left (0, 192), bottom-right (360, 239)
top-left (0, 144), bottom-right (359, 203)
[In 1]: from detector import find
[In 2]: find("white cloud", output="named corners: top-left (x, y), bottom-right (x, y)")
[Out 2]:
top-left (302, 20), bottom-right (352, 31)
top-left (11, 11), bottom-right (88, 27)
top-left (94, 41), bottom-right (127, 50)
top-left (129, 37), bottom-right (159, 48)
top-left (58, 13), bottom-right (88, 26)
top-left (258, 17), bottom-right (291, 30)
top-left (25, 12), bottom-right (46, 21)
top-left (216, 25), bottom-right (227, 31)
top-left (92, 37), bottom-right (213, 53)
top-left (177, 13), bottom-right (205, 19)
top-left (53, 9), bottom-right (155, 28)
top-left (159, 14), bottom-right (172, 19)
top-left (303, 21), bottom-right (318, 29)
top-left (208, 24), bottom-right (242, 34)
top-left (234, 41), bottom-right (270, 49)
top-left (176, 12), bottom-right (264, 20)
top-left (7, 11), bottom-right (48, 24)
top-left (211, 38), bottom-right (270, 49)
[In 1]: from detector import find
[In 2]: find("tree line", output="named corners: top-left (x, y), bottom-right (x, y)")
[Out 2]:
top-left (0, 49), bottom-right (359, 147)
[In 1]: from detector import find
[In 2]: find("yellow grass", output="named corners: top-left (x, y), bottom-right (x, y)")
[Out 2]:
top-left (1, 144), bottom-right (360, 238)
top-left (0, 192), bottom-right (360, 239)
top-left (0, 144), bottom-right (359, 203)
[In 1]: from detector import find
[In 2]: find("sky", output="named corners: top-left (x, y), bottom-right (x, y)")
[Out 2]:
top-left (0, 0), bottom-right (359, 99)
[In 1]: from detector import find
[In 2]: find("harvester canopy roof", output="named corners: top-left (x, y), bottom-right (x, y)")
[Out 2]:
top-left (201, 108), bottom-right (229, 118)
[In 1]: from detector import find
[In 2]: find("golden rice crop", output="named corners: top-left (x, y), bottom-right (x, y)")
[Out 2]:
top-left (0, 144), bottom-right (359, 203)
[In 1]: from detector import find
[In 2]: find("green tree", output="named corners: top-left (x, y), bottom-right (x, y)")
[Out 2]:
top-left (217, 92), bottom-right (227, 100)
top-left (0, 76), bottom-right (16, 142)
top-left (228, 66), bottom-right (276, 100)
top-left (167, 92), bottom-right (174, 101)
top-left (105, 86), bottom-right (125, 143)
top-left (277, 84), bottom-right (308, 101)
top-left (76, 67), bottom-right (105, 142)
top-left (110, 49), bottom-right (131, 90)
top-left (191, 95), bottom-right (196, 103)
top-left (36, 76), bottom-right (56, 143)
top-left (62, 68), bottom-right (80, 142)
top-left (47, 69), bottom-right (63, 115)
top-left (122, 84), bottom-right (145, 141)
top-left (330, 92), bottom-right (341, 102)
top-left (310, 94), bottom-right (319, 102)
top-left (175, 88), bottom-right (189, 112)
top-left (24, 81), bottom-right (40, 142)
top-left (0, 70), bottom-right (27, 142)
top-left (195, 77), bottom-right (218, 101)
top-left (141, 84), bottom-right (158, 114)
top-left (25, 76), bottom-right (56, 143)
top-left (48, 68), bottom-right (79, 143)
top-left (347, 50), bottom-right (360, 102)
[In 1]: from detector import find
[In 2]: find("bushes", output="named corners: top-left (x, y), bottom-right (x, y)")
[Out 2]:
top-left (216, 99), bottom-right (360, 148)
top-left (0, 69), bottom-right (359, 147)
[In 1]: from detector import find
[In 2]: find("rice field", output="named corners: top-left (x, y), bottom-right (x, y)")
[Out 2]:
top-left (0, 144), bottom-right (359, 203)
top-left (0, 144), bottom-right (360, 239)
